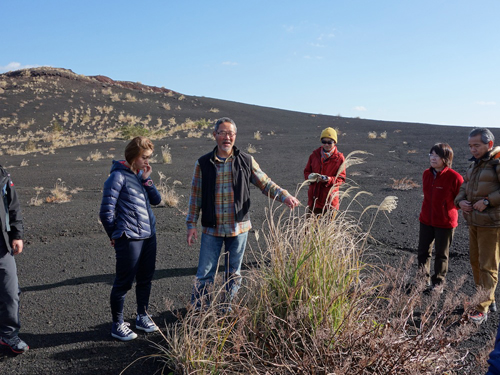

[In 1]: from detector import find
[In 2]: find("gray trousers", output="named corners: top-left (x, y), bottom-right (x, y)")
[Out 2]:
top-left (0, 247), bottom-right (21, 338)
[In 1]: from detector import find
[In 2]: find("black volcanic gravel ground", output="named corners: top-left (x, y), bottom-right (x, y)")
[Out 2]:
top-left (0, 74), bottom-right (499, 373)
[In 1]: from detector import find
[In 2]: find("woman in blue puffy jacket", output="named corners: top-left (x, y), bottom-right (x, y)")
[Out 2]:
top-left (99, 137), bottom-right (162, 341)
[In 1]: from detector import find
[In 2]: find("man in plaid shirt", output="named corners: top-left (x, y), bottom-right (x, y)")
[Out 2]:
top-left (186, 117), bottom-right (300, 310)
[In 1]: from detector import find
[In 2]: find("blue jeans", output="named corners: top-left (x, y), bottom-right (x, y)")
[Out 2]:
top-left (110, 235), bottom-right (157, 323)
top-left (191, 231), bottom-right (248, 308)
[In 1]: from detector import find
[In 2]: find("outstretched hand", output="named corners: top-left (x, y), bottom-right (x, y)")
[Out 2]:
top-left (284, 196), bottom-right (300, 209)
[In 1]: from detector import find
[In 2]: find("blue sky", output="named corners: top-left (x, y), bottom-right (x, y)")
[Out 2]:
top-left (2, 0), bottom-right (499, 127)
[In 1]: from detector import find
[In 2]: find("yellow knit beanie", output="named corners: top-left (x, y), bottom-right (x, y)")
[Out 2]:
top-left (320, 127), bottom-right (337, 143)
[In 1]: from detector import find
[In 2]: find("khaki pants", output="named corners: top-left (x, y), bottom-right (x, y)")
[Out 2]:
top-left (469, 225), bottom-right (500, 313)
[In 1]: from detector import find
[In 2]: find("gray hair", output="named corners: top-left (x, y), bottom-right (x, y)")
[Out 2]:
top-left (469, 128), bottom-right (495, 145)
top-left (214, 117), bottom-right (237, 133)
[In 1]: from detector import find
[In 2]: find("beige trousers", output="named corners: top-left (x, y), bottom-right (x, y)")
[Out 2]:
top-left (469, 225), bottom-right (500, 313)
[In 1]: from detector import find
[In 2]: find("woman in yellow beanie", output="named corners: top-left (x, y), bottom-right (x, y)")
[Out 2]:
top-left (303, 127), bottom-right (346, 215)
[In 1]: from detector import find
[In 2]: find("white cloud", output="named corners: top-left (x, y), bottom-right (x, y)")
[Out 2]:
top-left (318, 33), bottom-right (335, 41)
top-left (353, 106), bottom-right (367, 112)
top-left (310, 43), bottom-right (325, 48)
top-left (477, 101), bottom-right (496, 106)
top-left (283, 25), bottom-right (295, 33)
top-left (0, 61), bottom-right (39, 73)
top-left (222, 61), bottom-right (238, 66)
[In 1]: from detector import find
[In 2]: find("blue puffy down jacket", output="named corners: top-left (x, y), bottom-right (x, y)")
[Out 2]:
top-left (99, 160), bottom-right (162, 240)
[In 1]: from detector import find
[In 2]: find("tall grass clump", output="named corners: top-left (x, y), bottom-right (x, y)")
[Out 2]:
top-left (153, 152), bottom-right (478, 375)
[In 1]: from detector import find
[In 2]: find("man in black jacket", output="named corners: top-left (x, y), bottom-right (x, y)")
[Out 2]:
top-left (0, 166), bottom-right (28, 354)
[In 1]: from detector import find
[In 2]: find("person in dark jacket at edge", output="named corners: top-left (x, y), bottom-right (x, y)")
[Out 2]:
top-left (100, 136), bottom-right (162, 341)
top-left (303, 127), bottom-right (346, 217)
top-left (417, 143), bottom-right (463, 293)
top-left (0, 166), bottom-right (27, 354)
top-left (186, 117), bottom-right (300, 311)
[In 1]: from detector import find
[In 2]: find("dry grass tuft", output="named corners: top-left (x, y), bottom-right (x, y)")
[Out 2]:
top-left (20, 159), bottom-right (29, 167)
top-left (253, 131), bottom-right (262, 140)
top-left (28, 187), bottom-right (44, 206)
top-left (391, 177), bottom-right (420, 190)
top-left (379, 131), bottom-right (387, 139)
top-left (154, 184), bottom-right (478, 374)
top-left (368, 131), bottom-right (377, 139)
top-left (407, 149), bottom-right (418, 154)
top-left (246, 144), bottom-right (257, 153)
top-left (161, 145), bottom-right (172, 164)
top-left (155, 171), bottom-right (180, 208)
top-left (208, 108), bottom-right (219, 113)
top-left (86, 149), bottom-right (103, 161)
top-left (162, 103), bottom-right (171, 110)
top-left (46, 179), bottom-right (71, 203)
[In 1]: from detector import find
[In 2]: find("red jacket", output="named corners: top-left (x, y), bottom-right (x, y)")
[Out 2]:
top-left (419, 166), bottom-right (464, 228)
top-left (304, 147), bottom-right (346, 209)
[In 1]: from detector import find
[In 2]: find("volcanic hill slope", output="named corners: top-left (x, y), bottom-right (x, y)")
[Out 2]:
top-left (0, 67), bottom-right (499, 374)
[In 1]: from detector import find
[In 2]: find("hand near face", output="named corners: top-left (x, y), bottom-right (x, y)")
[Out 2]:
top-left (142, 165), bottom-right (152, 180)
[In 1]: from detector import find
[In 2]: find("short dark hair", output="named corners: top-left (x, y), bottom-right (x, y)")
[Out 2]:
top-left (469, 128), bottom-right (495, 145)
top-left (214, 117), bottom-right (237, 133)
top-left (430, 143), bottom-right (454, 168)
top-left (124, 136), bottom-right (154, 165)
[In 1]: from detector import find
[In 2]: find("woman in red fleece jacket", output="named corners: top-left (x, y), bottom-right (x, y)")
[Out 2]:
top-left (304, 127), bottom-right (346, 215)
top-left (418, 143), bottom-right (463, 290)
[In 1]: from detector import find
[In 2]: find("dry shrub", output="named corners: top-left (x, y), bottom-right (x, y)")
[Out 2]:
top-left (20, 159), bottom-right (29, 167)
top-left (246, 144), bottom-right (257, 153)
top-left (46, 179), bottom-right (71, 203)
top-left (368, 131), bottom-right (377, 139)
top-left (155, 188), bottom-right (478, 374)
top-left (178, 95), bottom-right (185, 101)
top-left (208, 108), bottom-right (219, 113)
top-left (379, 131), bottom-right (387, 139)
top-left (155, 171), bottom-right (180, 207)
top-left (253, 131), bottom-right (262, 140)
top-left (162, 103), bottom-right (171, 110)
top-left (87, 149), bottom-right (103, 161)
top-left (187, 130), bottom-right (203, 138)
top-left (391, 177), bottom-right (420, 190)
top-left (124, 93), bottom-right (137, 102)
top-left (407, 149), bottom-right (418, 154)
top-left (29, 187), bottom-right (44, 206)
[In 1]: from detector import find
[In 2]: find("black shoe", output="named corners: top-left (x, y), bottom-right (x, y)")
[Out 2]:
top-left (491, 302), bottom-right (497, 313)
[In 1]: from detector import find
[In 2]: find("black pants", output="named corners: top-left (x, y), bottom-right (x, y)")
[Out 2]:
top-left (417, 222), bottom-right (454, 285)
top-left (110, 235), bottom-right (157, 323)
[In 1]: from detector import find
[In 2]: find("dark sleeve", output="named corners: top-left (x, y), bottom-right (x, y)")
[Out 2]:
top-left (6, 179), bottom-right (23, 241)
top-left (99, 172), bottom-right (124, 239)
top-left (144, 183), bottom-right (162, 206)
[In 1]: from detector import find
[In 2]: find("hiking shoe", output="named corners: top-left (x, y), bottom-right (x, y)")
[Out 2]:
top-left (491, 302), bottom-right (497, 313)
top-left (111, 322), bottom-right (138, 341)
top-left (136, 314), bottom-right (159, 333)
top-left (469, 310), bottom-right (488, 324)
top-left (0, 335), bottom-right (29, 354)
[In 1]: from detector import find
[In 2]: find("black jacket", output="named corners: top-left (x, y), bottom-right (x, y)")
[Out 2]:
top-left (198, 147), bottom-right (252, 228)
top-left (0, 166), bottom-right (23, 252)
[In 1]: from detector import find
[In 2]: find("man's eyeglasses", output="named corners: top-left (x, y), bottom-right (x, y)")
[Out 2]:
top-left (217, 131), bottom-right (236, 137)
top-left (322, 140), bottom-right (334, 145)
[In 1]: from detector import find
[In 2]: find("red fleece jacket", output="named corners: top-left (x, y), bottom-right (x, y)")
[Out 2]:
top-left (419, 166), bottom-right (464, 228)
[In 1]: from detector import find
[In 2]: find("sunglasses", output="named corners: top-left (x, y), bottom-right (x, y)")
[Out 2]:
top-left (322, 140), bottom-right (335, 145)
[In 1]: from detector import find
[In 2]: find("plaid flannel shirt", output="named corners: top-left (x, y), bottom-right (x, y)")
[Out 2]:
top-left (186, 151), bottom-right (290, 237)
